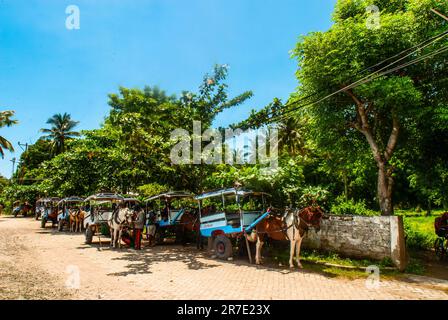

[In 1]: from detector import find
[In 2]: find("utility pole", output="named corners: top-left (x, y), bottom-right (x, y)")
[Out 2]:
top-left (431, 8), bottom-right (448, 21)
top-left (18, 142), bottom-right (28, 152)
top-left (17, 142), bottom-right (29, 184)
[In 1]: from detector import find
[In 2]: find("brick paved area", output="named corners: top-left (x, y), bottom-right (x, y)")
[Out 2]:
top-left (1, 216), bottom-right (447, 300)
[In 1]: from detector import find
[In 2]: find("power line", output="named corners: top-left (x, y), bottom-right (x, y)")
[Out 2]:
top-left (293, 30), bottom-right (448, 109)
top-left (354, 45), bottom-right (448, 87)
top-left (431, 8), bottom-right (448, 22)
top-left (239, 26), bottom-right (448, 129)
top-left (264, 44), bottom-right (448, 125)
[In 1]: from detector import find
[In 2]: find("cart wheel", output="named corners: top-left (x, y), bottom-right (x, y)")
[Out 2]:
top-left (85, 226), bottom-right (94, 244)
top-left (57, 220), bottom-right (63, 232)
top-left (196, 231), bottom-right (204, 250)
top-left (155, 229), bottom-right (165, 245)
top-left (40, 217), bottom-right (46, 228)
top-left (175, 226), bottom-right (184, 245)
top-left (435, 238), bottom-right (446, 260)
top-left (213, 235), bottom-right (233, 260)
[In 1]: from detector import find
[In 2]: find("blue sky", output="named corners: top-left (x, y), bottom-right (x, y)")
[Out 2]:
top-left (0, 0), bottom-right (336, 178)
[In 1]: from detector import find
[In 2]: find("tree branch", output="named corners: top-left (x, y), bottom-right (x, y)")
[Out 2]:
top-left (384, 113), bottom-right (400, 161)
top-left (345, 89), bottom-right (383, 164)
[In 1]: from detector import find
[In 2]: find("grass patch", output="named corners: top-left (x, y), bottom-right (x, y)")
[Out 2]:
top-left (266, 245), bottom-right (400, 278)
top-left (394, 208), bottom-right (446, 251)
top-left (265, 243), bottom-right (429, 280)
top-left (300, 250), bottom-right (395, 269)
top-left (404, 258), bottom-right (426, 275)
top-left (395, 209), bottom-right (445, 218)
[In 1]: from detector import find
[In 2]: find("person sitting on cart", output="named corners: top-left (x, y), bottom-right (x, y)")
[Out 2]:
top-left (161, 202), bottom-right (169, 222)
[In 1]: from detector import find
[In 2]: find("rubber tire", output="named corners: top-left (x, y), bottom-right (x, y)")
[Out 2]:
top-left (85, 226), bottom-right (93, 244)
top-left (155, 228), bottom-right (165, 245)
top-left (41, 217), bottom-right (46, 228)
top-left (57, 220), bottom-right (63, 232)
top-left (213, 235), bottom-right (233, 260)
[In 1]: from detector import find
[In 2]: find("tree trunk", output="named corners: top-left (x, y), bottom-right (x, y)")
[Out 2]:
top-left (377, 163), bottom-right (393, 216)
top-left (343, 170), bottom-right (348, 201)
top-left (345, 90), bottom-right (399, 216)
top-left (426, 199), bottom-right (432, 217)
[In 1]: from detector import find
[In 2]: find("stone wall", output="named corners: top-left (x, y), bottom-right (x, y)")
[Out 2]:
top-left (302, 215), bottom-right (407, 270)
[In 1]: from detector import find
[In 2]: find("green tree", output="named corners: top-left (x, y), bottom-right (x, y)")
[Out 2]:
top-left (106, 65), bottom-right (253, 193)
top-left (40, 113), bottom-right (80, 154)
top-left (290, 0), bottom-right (448, 215)
top-left (14, 139), bottom-right (53, 184)
top-left (0, 110), bottom-right (17, 158)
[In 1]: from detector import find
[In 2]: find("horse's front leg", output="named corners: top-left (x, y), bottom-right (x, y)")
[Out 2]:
top-left (295, 236), bottom-right (303, 269)
top-left (255, 236), bottom-right (264, 265)
top-left (109, 227), bottom-right (114, 247)
top-left (289, 238), bottom-right (296, 268)
top-left (118, 228), bottom-right (122, 249)
top-left (113, 229), bottom-right (119, 248)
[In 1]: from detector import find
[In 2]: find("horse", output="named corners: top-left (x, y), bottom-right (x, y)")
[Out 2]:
top-left (21, 203), bottom-right (33, 217)
top-left (177, 208), bottom-right (201, 247)
top-left (247, 206), bottom-right (326, 269)
top-left (108, 207), bottom-right (134, 248)
top-left (69, 209), bottom-right (80, 232)
top-left (77, 210), bottom-right (84, 232)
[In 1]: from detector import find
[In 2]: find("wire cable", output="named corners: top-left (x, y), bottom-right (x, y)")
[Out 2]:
top-left (240, 29), bottom-right (448, 128)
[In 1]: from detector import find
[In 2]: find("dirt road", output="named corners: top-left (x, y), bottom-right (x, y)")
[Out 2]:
top-left (0, 216), bottom-right (447, 300)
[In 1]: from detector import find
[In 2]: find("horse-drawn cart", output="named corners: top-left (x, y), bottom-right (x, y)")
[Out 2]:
top-left (57, 196), bottom-right (84, 232)
top-left (122, 196), bottom-right (140, 209)
top-left (13, 200), bottom-right (33, 218)
top-left (145, 191), bottom-right (196, 244)
top-left (195, 188), bottom-right (271, 260)
top-left (39, 197), bottom-right (61, 228)
top-left (83, 193), bottom-right (124, 244)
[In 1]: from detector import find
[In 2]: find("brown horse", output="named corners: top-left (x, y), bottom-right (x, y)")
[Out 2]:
top-left (177, 209), bottom-right (201, 247)
top-left (247, 206), bottom-right (325, 268)
top-left (69, 209), bottom-right (78, 232)
top-left (77, 210), bottom-right (85, 232)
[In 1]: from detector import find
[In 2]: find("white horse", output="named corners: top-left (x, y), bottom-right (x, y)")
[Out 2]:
top-left (247, 207), bottom-right (325, 268)
top-left (108, 207), bottom-right (133, 248)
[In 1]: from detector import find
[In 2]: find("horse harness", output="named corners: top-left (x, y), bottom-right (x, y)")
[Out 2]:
top-left (250, 208), bottom-right (314, 240)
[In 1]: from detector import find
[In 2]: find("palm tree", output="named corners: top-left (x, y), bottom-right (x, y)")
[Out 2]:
top-left (40, 113), bottom-right (80, 154)
top-left (277, 116), bottom-right (306, 156)
top-left (0, 110), bottom-right (18, 158)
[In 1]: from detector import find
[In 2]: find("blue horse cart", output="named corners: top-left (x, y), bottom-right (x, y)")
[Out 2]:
top-left (57, 196), bottom-right (84, 232)
top-left (145, 192), bottom-right (195, 244)
top-left (195, 188), bottom-right (271, 260)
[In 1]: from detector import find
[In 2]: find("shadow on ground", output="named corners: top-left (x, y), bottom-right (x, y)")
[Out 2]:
top-left (105, 245), bottom-right (220, 276)
top-left (97, 240), bottom-right (340, 279)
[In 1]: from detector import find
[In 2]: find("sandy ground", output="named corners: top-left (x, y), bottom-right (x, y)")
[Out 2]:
top-left (0, 215), bottom-right (447, 300)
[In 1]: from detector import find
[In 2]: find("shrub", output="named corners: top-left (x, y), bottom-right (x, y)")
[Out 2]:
top-left (299, 186), bottom-right (330, 207)
top-left (403, 217), bottom-right (435, 251)
top-left (330, 196), bottom-right (378, 216)
top-left (137, 183), bottom-right (169, 198)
